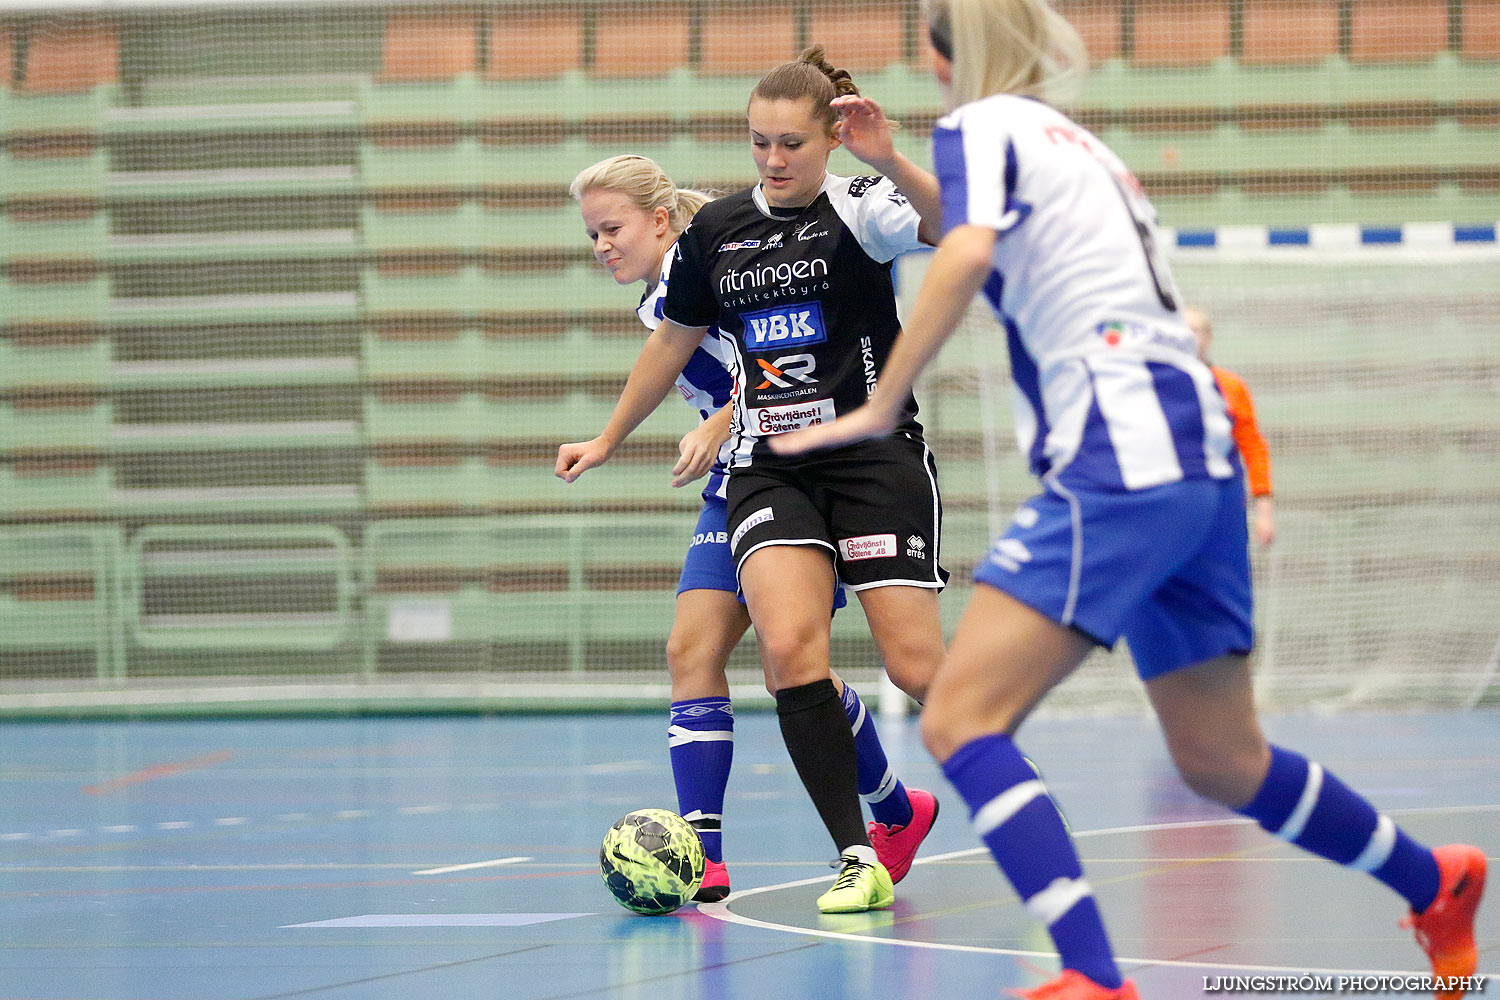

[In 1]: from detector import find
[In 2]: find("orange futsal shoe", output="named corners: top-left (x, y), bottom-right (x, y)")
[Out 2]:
top-left (868, 787), bottom-right (939, 883)
top-left (1006, 970), bottom-right (1140, 999)
top-left (693, 858), bottom-right (730, 903)
top-left (1401, 844), bottom-right (1487, 998)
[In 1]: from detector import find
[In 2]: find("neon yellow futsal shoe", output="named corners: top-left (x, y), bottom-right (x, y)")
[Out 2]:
top-left (816, 853), bottom-right (894, 913)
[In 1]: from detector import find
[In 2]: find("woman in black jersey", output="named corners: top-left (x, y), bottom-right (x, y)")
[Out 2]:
top-left (557, 47), bottom-right (946, 913)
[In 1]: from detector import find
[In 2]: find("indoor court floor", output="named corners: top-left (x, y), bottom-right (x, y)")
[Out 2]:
top-left (1, 709), bottom-right (1496, 999)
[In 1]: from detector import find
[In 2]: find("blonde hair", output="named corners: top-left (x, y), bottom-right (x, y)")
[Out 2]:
top-left (750, 45), bottom-right (860, 136)
top-left (924, 0), bottom-right (1088, 107)
top-left (568, 155), bottom-right (713, 234)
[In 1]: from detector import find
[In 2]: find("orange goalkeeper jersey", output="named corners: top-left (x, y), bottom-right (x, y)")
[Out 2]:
top-left (1212, 366), bottom-right (1273, 498)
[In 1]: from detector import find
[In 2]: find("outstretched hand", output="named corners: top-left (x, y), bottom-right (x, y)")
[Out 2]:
top-left (555, 437), bottom-right (612, 483)
top-left (832, 95), bottom-right (897, 172)
top-left (766, 404), bottom-right (896, 456)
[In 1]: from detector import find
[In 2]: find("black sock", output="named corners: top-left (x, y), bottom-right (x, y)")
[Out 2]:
top-left (775, 678), bottom-right (869, 853)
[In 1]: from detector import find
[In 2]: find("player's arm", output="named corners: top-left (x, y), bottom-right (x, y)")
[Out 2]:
top-left (771, 223), bottom-right (996, 454)
top-left (1234, 384), bottom-right (1276, 546)
top-left (832, 95), bottom-right (943, 245)
top-left (1252, 495), bottom-right (1276, 548)
top-left (671, 402), bottom-right (732, 488)
top-left (555, 319), bottom-right (709, 482)
top-left (1229, 382), bottom-right (1274, 501)
top-left (1220, 371), bottom-right (1276, 546)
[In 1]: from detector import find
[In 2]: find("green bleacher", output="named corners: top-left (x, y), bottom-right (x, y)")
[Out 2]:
top-left (0, 525), bottom-right (124, 678)
top-left (2, 1), bottom-right (1497, 688)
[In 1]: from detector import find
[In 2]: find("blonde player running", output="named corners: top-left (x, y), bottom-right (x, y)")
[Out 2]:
top-left (565, 154), bottom-right (934, 903)
top-left (772, 0), bottom-right (1486, 995)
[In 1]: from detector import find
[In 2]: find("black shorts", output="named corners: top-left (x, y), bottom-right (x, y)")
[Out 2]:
top-left (726, 432), bottom-right (948, 591)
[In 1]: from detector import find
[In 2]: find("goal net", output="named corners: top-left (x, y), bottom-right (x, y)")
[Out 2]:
top-left (920, 246), bottom-right (1500, 714)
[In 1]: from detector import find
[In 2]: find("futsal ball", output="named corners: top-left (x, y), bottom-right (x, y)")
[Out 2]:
top-left (599, 808), bottom-right (705, 915)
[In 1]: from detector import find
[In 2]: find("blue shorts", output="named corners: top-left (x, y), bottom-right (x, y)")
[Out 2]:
top-left (972, 476), bottom-right (1254, 680)
top-left (679, 497), bottom-right (847, 611)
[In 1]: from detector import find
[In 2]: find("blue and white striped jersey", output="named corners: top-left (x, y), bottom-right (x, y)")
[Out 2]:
top-left (638, 245), bottom-right (736, 502)
top-left (932, 94), bottom-right (1235, 491)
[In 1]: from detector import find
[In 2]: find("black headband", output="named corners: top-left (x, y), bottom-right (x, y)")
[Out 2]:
top-left (928, 9), bottom-right (954, 60)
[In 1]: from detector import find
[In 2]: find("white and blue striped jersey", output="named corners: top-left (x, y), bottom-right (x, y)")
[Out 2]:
top-left (638, 245), bottom-right (736, 501)
top-left (932, 94), bottom-right (1236, 491)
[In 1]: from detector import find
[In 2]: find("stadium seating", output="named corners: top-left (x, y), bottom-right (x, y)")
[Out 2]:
top-left (362, 515), bottom-right (682, 653)
top-left (0, 397), bottom-right (112, 452)
top-left (359, 512), bottom-right (907, 672)
top-left (1467, 0), bottom-right (1500, 57)
top-left (595, 2), bottom-right (693, 76)
top-left (378, 10), bottom-right (476, 81)
top-left (1133, 0), bottom-right (1233, 65)
top-left (0, 526), bottom-right (124, 678)
top-left (1241, 1), bottom-right (1341, 64)
top-left (1058, 0), bottom-right (1125, 61)
top-left (487, 8), bottom-right (585, 79)
top-left (121, 524), bottom-right (357, 651)
top-left (19, 17), bottom-right (118, 93)
top-left (701, 3), bottom-right (799, 74)
top-left (809, 2), bottom-right (909, 71)
top-left (1351, 0), bottom-right (1450, 62)
top-left (3, 1), bottom-right (1497, 681)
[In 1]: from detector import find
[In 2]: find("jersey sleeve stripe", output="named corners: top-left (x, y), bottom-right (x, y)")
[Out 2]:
top-left (933, 123), bottom-right (970, 237)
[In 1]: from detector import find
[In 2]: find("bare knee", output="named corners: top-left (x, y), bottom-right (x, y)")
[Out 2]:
top-left (919, 706), bottom-right (955, 762)
top-left (665, 628), bottom-right (716, 684)
top-left (755, 620), bottom-right (830, 690)
top-left (881, 636), bottom-right (942, 704)
top-left (918, 671), bottom-right (1026, 764)
top-left (664, 613), bottom-right (742, 700)
top-left (1147, 656), bottom-right (1270, 808)
top-left (1167, 734), bottom-right (1271, 808)
top-left (860, 589), bottom-right (943, 703)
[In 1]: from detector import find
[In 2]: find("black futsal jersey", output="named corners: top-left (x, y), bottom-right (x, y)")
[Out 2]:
top-left (661, 173), bottom-right (927, 470)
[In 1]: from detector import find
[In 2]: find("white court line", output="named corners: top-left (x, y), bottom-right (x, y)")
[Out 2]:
top-left (699, 807), bottom-right (1498, 978)
top-left (414, 856), bottom-right (532, 876)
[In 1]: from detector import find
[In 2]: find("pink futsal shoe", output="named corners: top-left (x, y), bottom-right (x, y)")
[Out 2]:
top-left (1401, 844), bottom-right (1487, 998)
top-left (868, 787), bottom-right (939, 883)
top-left (1006, 970), bottom-right (1140, 999)
top-left (693, 858), bottom-right (730, 903)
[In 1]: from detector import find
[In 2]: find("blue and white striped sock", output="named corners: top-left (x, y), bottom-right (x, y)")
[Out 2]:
top-left (1237, 745), bottom-right (1440, 911)
top-left (943, 733), bottom-right (1122, 990)
top-left (840, 682), bottom-right (913, 828)
top-left (668, 697), bottom-right (734, 864)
